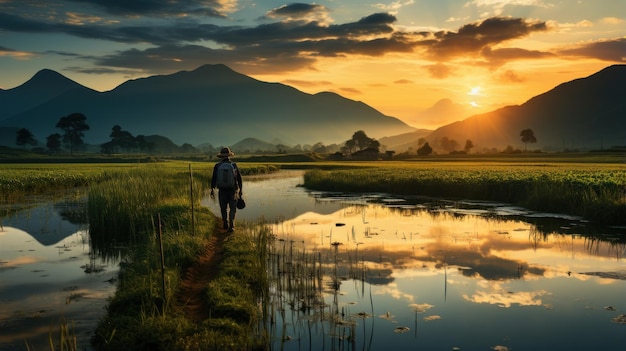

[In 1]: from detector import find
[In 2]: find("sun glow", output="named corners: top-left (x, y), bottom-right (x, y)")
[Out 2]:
top-left (468, 86), bottom-right (482, 96)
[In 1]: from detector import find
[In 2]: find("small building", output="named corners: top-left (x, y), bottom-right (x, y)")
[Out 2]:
top-left (351, 147), bottom-right (379, 160)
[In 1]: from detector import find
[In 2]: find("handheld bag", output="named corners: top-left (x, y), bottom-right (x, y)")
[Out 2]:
top-left (216, 162), bottom-right (237, 189)
top-left (237, 197), bottom-right (246, 209)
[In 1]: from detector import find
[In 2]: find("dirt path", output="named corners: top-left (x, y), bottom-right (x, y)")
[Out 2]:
top-left (175, 229), bottom-right (226, 321)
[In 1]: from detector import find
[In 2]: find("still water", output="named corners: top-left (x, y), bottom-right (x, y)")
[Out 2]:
top-left (1, 171), bottom-right (624, 351)
top-left (0, 198), bottom-right (118, 351)
top-left (208, 170), bottom-right (626, 351)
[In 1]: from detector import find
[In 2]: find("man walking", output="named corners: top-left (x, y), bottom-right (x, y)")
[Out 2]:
top-left (210, 147), bottom-right (243, 232)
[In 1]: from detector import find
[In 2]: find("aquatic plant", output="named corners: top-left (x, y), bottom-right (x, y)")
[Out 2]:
top-left (303, 162), bottom-right (626, 225)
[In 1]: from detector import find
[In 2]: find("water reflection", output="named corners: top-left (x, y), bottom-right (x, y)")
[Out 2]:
top-left (215, 171), bottom-right (626, 351)
top-left (0, 198), bottom-right (118, 351)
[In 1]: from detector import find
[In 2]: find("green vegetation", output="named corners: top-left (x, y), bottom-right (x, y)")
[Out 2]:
top-left (0, 164), bottom-right (117, 204)
top-left (3, 154), bottom-right (625, 350)
top-left (303, 160), bottom-right (626, 225)
top-left (85, 163), bottom-right (272, 350)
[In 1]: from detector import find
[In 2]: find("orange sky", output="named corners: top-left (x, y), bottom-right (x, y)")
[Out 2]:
top-left (1, 1), bottom-right (624, 129)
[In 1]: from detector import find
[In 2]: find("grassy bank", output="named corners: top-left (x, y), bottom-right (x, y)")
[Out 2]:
top-left (303, 161), bottom-right (626, 225)
top-left (87, 163), bottom-right (272, 350)
top-left (0, 161), bottom-right (278, 204)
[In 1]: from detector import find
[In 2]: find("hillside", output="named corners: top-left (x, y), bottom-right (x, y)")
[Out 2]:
top-left (0, 64), bottom-right (414, 148)
top-left (425, 65), bottom-right (626, 151)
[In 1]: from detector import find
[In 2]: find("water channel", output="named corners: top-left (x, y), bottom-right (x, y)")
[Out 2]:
top-left (207, 170), bottom-right (626, 351)
top-left (1, 170), bottom-right (625, 351)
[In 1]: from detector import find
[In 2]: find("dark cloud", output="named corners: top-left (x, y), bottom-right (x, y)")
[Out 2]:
top-left (2, 1), bottom-right (621, 79)
top-left (0, 11), bottom-right (50, 32)
top-left (481, 47), bottom-right (554, 66)
top-left (558, 38), bottom-right (626, 62)
top-left (427, 17), bottom-right (548, 60)
top-left (94, 44), bottom-right (317, 75)
top-left (265, 3), bottom-right (328, 19)
top-left (66, 0), bottom-right (227, 18)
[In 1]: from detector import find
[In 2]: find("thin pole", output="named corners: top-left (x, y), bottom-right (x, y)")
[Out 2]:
top-left (189, 163), bottom-right (195, 236)
top-left (158, 213), bottom-right (166, 315)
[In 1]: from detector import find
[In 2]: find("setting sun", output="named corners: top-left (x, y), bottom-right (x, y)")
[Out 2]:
top-left (468, 86), bottom-right (482, 96)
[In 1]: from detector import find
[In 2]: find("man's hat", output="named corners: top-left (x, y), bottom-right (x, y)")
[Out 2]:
top-left (217, 147), bottom-right (234, 158)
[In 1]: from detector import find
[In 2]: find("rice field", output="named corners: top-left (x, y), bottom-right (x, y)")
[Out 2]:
top-left (303, 161), bottom-right (626, 225)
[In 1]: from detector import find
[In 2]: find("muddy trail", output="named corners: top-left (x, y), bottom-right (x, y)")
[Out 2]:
top-left (175, 229), bottom-right (226, 321)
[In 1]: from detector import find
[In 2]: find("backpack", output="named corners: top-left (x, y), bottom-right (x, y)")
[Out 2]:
top-left (216, 162), bottom-right (237, 189)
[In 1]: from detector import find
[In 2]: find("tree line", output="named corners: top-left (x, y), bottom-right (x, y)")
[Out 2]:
top-left (14, 113), bottom-right (538, 156)
top-left (16, 112), bottom-right (89, 154)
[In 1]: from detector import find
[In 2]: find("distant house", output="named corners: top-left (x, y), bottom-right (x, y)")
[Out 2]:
top-left (351, 147), bottom-right (379, 160)
top-left (385, 150), bottom-right (395, 159)
top-left (327, 151), bottom-right (345, 160)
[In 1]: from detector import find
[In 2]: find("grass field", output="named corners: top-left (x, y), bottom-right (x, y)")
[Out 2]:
top-left (301, 157), bottom-right (626, 225)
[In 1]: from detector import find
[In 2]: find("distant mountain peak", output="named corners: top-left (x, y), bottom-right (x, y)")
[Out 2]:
top-left (193, 63), bottom-right (234, 73)
top-left (25, 69), bottom-right (82, 89)
top-left (0, 68), bottom-right (93, 121)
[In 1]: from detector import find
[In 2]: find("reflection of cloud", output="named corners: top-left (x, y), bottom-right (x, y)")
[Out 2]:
top-left (409, 303), bottom-right (434, 313)
top-left (464, 287), bottom-right (549, 307)
top-left (0, 256), bottom-right (39, 268)
top-left (374, 283), bottom-right (415, 302)
top-left (424, 315), bottom-right (441, 321)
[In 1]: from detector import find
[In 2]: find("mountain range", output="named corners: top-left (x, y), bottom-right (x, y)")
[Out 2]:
top-left (0, 64), bottom-right (413, 149)
top-left (1, 64), bottom-right (624, 152)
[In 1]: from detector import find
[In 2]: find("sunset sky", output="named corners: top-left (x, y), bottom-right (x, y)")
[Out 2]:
top-left (1, 0), bottom-right (624, 129)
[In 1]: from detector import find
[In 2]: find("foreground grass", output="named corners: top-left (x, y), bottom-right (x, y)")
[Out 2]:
top-left (87, 163), bottom-right (271, 350)
top-left (304, 161), bottom-right (626, 225)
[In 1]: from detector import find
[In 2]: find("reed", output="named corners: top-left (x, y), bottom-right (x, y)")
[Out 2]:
top-left (89, 164), bottom-right (271, 350)
top-left (303, 163), bottom-right (626, 225)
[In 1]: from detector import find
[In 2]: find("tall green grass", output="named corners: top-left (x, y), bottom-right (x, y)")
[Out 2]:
top-left (88, 164), bottom-right (271, 350)
top-left (303, 163), bottom-right (626, 225)
top-left (0, 165), bottom-right (114, 203)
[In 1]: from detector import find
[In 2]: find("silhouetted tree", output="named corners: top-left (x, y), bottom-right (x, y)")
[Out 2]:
top-left (464, 139), bottom-right (474, 154)
top-left (417, 142), bottom-right (433, 156)
top-left (135, 135), bottom-right (154, 153)
top-left (46, 133), bottom-right (62, 153)
top-left (56, 113), bottom-right (89, 154)
top-left (16, 128), bottom-right (37, 149)
top-left (180, 143), bottom-right (198, 153)
top-left (311, 142), bottom-right (329, 153)
top-left (343, 130), bottom-right (379, 154)
top-left (439, 136), bottom-right (458, 153)
top-left (520, 128), bottom-right (537, 151)
top-left (108, 125), bottom-right (136, 152)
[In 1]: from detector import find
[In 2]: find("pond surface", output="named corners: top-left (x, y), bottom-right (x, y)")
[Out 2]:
top-left (0, 198), bottom-right (118, 351)
top-left (207, 170), bottom-right (626, 351)
top-left (2, 170), bottom-right (624, 351)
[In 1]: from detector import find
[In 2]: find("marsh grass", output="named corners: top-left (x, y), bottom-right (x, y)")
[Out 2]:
top-left (88, 163), bottom-right (273, 350)
top-left (264, 233), bottom-right (371, 348)
top-left (0, 164), bottom-right (130, 204)
top-left (303, 162), bottom-right (626, 225)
